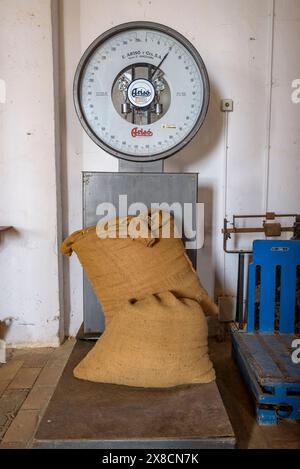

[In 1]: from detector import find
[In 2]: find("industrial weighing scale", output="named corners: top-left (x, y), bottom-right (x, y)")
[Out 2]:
top-left (222, 213), bottom-right (300, 424)
top-left (74, 21), bottom-right (210, 335)
top-left (73, 21), bottom-right (209, 162)
top-left (34, 22), bottom-right (235, 448)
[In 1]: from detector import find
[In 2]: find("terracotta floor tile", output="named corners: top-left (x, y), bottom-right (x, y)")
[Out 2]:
top-left (8, 368), bottom-right (41, 390)
top-left (0, 389), bottom-right (29, 440)
top-left (12, 349), bottom-right (54, 368)
top-left (0, 360), bottom-right (23, 382)
top-left (34, 366), bottom-right (63, 387)
top-left (0, 380), bottom-right (10, 398)
top-left (0, 441), bottom-right (26, 449)
top-left (1, 409), bottom-right (40, 446)
top-left (22, 385), bottom-right (55, 411)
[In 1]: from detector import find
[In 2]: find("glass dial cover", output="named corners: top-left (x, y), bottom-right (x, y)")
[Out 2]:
top-left (74, 21), bottom-right (210, 162)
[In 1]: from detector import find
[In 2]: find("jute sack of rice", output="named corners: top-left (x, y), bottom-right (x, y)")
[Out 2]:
top-left (60, 210), bottom-right (218, 325)
top-left (74, 291), bottom-right (215, 388)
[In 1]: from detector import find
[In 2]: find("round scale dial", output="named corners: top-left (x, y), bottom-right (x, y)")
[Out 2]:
top-left (74, 22), bottom-right (210, 162)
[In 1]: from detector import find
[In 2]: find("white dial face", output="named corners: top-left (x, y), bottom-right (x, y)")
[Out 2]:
top-left (75, 22), bottom-right (209, 161)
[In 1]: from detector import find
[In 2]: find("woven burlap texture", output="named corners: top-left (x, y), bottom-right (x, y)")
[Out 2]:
top-left (74, 291), bottom-right (215, 388)
top-left (60, 211), bottom-right (218, 326)
top-left (61, 211), bottom-right (217, 387)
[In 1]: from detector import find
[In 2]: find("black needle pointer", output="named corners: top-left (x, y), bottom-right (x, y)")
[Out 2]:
top-left (150, 52), bottom-right (169, 80)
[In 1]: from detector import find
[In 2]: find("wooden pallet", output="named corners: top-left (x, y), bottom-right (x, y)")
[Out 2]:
top-left (232, 240), bottom-right (300, 424)
top-left (232, 331), bottom-right (300, 424)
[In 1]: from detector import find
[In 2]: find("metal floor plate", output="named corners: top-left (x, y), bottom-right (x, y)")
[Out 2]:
top-left (34, 340), bottom-right (235, 449)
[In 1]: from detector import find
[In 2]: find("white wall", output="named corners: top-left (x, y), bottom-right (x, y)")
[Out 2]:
top-left (1, 0), bottom-right (299, 344)
top-left (268, 0), bottom-right (300, 213)
top-left (0, 0), bottom-right (63, 346)
top-left (61, 0), bottom-right (300, 336)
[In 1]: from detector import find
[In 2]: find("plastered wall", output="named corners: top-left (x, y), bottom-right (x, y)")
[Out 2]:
top-left (0, 0), bottom-right (299, 344)
top-left (0, 0), bottom-right (63, 346)
top-left (61, 0), bottom-right (300, 336)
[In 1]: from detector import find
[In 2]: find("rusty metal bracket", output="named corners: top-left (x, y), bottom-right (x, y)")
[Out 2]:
top-left (222, 212), bottom-right (300, 327)
top-left (222, 213), bottom-right (300, 254)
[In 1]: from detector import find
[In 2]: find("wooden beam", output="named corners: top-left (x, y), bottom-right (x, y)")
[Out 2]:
top-left (0, 226), bottom-right (12, 233)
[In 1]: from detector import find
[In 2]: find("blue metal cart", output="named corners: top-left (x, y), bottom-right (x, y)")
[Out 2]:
top-left (231, 239), bottom-right (300, 424)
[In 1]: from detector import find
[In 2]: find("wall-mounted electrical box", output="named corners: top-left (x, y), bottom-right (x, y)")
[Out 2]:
top-left (221, 99), bottom-right (234, 112)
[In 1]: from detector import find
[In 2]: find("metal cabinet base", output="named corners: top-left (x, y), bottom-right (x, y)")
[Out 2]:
top-left (83, 171), bottom-right (198, 334)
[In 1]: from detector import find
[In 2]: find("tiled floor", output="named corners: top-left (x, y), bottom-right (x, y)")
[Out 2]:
top-left (0, 333), bottom-right (299, 449)
top-left (0, 339), bottom-right (75, 449)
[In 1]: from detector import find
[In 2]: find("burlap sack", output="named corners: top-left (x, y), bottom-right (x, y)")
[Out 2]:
top-left (74, 291), bottom-right (215, 388)
top-left (61, 211), bottom-right (218, 325)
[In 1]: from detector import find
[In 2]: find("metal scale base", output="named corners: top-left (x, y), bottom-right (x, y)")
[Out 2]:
top-left (82, 168), bottom-right (199, 334)
top-left (34, 162), bottom-right (235, 448)
top-left (33, 340), bottom-right (235, 449)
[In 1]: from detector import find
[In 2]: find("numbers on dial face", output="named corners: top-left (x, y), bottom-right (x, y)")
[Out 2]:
top-left (76, 24), bottom-right (209, 160)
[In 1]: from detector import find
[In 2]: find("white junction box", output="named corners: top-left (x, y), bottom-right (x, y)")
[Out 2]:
top-left (221, 99), bottom-right (234, 112)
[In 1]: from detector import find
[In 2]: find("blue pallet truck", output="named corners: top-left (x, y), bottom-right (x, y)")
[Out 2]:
top-left (223, 214), bottom-right (300, 424)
